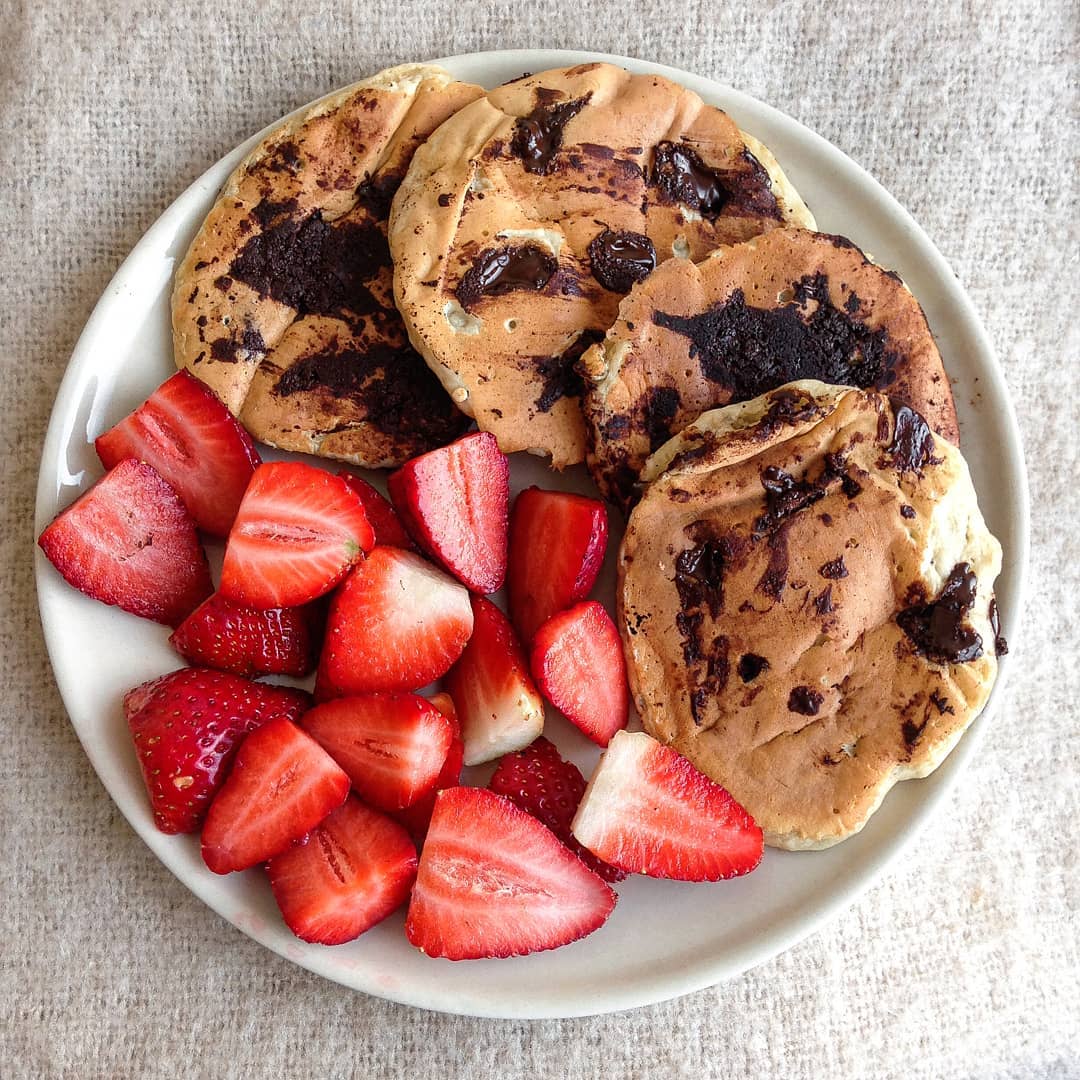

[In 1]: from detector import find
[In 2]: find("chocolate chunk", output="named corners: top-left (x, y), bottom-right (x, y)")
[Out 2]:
top-left (675, 540), bottom-right (727, 619)
top-left (819, 557), bottom-right (848, 579)
top-left (738, 653), bottom-right (770, 683)
top-left (651, 142), bottom-right (781, 221)
top-left (209, 323), bottom-right (266, 364)
top-left (887, 400), bottom-right (940, 474)
top-left (587, 228), bottom-right (656, 293)
top-left (896, 562), bottom-right (983, 664)
top-left (813, 586), bottom-right (834, 615)
top-left (788, 686), bottom-right (823, 716)
top-left (457, 244), bottom-right (557, 310)
top-left (354, 175), bottom-right (401, 220)
top-left (642, 386), bottom-right (681, 450)
top-left (989, 598), bottom-right (1009, 656)
top-left (754, 466), bottom-right (825, 535)
top-left (533, 328), bottom-right (602, 412)
top-left (900, 504), bottom-right (917, 519)
top-left (511, 93), bottom-right (590, 174)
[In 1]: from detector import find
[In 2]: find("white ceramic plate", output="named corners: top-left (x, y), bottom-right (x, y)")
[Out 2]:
top-left (34, 49), bottom-right (1029, 1018)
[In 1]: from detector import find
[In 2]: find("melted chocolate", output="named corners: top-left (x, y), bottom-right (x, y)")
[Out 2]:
top-left (820, 557), bottom-right (848, 579)
top-left (788, 686), bottom-right (823, 716)
top-left (887, 400), bottom-right (939, 474)
top-left (457, 245), bottom-right (557, 310)
top-left (738, 653), bottom-right (769, 683)
top-left (900, 504), bottom-right (917, 519)
top-left (896, 562), bottom-right (983, 664)
top-left (587, 229), bottom-right (656, 293)
top-left (754, 466), bottom-right (826, 535)
top-left (651, 143), bottom-right (781, 221)
top-left (533, 328), bottom-right (603, 412)
top-left (642, 386), bottom-right (681, 450)
top-left (989, 598), bottom-right (1009, 656)
top-left (354, 174), bottom-right (401, 219)
top-left (511, 94), bottom-right (590, 174)
top-left (675, 541), bottom-right (727, 619)
top-left (813, 586), bottom-right (834, 615)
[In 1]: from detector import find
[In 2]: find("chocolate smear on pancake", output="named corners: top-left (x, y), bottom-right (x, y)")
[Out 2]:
top-left (511, 91), bottom-right (590, 174)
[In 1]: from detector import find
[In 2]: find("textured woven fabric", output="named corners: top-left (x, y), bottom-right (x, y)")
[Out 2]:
top-left (2, 1), bottom-right (1077, 1077)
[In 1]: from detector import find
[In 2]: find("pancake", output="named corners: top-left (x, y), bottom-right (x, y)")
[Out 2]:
top-left (172, 64), bottom-right (483, 466)
top-left (582, 228), bottom-right (959, 509)
top-left (619, 381), bottom-right (1004, 850)
top-left (389, 63), bottom-right (815, 468)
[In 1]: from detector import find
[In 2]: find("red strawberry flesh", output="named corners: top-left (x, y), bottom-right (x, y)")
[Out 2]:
top-left (393, 693), bottom-right (464, 844)
top-left (337, 471), bottom-right (415, 550)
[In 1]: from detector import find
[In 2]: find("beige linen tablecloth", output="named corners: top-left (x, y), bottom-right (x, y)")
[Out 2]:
top-left (3, 2), bottom-right (1077, 1076)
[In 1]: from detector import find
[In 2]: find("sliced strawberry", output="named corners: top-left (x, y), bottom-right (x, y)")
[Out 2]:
top-left (169, 592), bottom-right (320, 678)
top-left (220, 461), bottom-right (374, 609)
top-left (124, 668), bottom-right (312, 834)
top-left (444, 596), bottom-right (544, 766)
top-left (388, 431), bottom-right (509, 594)
top-left (394, 692), bottom-right (464, 844)
top-left (405, 787), bottom-right (616, 960)
top-left (38, 458), bottom-right (212, 627)
top-left (301, 694), bottom-right (453, 812)
top-left (571, 730), bottom-right (764, 881)
top-left (507, 487), bottom-right (608, 643)
top-left (201, 717), bottom-right (349, 874)
top-left (317, 547), bottom-right (473, 695)
top-left (268, 796), bottom-right (417, 945)
top-left (337, 471), bottom-right (415, 550)
top-left (489, 737), bottom-right (625, 882)
top-left (530, 601), bottom-right (628, 747)
top-left (95, 370), bottom-right (261, 537)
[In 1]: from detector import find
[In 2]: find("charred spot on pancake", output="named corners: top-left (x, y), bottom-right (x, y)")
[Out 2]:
top-left (788, 686), bottom-right (823, 715)
top-left (650, 143), bottom-right (782, 221)
top-left (587, 228), bottom-right (656, 293)
top-left (456, 244), bottom-right (557, 310)
top-left (511, 92), bottom-right (591, 174)
top-left (533, 329), bottom-right (603, 413)
top-left (209, 323), bottom-right (266, 364)
top-left (737, 653), bottom-right (769, 683)
top-left (896, 562), bottom-right (983, 664)
top-left (654, 274), bottom-right (898, 405)
top-left (228, 211), bottom-right (389, 317)
top-left (989, 598), bottom-right (1008, 656)
top-left (820, 557), bottom-right (848, 579)
top-left (885, 400), bottom-right (941, 474)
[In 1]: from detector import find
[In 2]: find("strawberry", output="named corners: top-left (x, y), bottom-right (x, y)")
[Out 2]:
top-left (317, 547), bottom-right (473, 695)
top-left (301, 694), bottom-right (454, 812)
top-left (95, 370), bottom-right (261, 537)
top-left (337, 471), bottom-right (415, 550)
top-left (220, 461), bottom-right (374, 609)
top-left (388, 431), bottom-right (509, 594)
top-left (268, 796), bottom-right (417, 945)
top-left (123, 667), bottom-right (312, 834)
top-left (38, 458), bottom-right (212, 627)
top-left (444, 596), bottom-right (544, 766)
top-left (571, 730), bottom-right (764, 881)
top-left (507, 487), bottom-right (608, 643)
top-left (405, 787), bottom-right (616, 960)
top-left (530, 601), bottom-right (628, 747)
top-left (394, 692), bottom-right (464, 844)
top-left (489, 737), bottom-right (625, 882)
top-left (169, 592), bottom-right (320, 678)
top-left (201, 717), bottom-right (349, 874)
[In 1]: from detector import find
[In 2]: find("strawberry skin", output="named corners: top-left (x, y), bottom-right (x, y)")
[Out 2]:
top-left (95, 370), bottom-right (261, 537)
top-left (301, 694), bottom-right (454, 812)
top-left (388, 431), bottom-right (509, 594)
top-left (337, 471), bottom-right (415, 550)
top-left (123, 667), bottom-right (312, 834)
top-left (220, 461), bottom-right (374, 609)
top-left (317, 547), bottom-right (473, 695)
top-left (393, 693), bottom-right (464, 844)
top-left (201, 717), bottom-right (349, 874)
top-left (444, 596), bottom-right (544, 766)
top-left (571, 730), bottom-right (764, 882)
top-left (530, 601), bottom-right (628, 747)
top-left (507, 487), bottom-right (608, 643)
top-left (405, 787), bottom-right (616, 960)
top-left (169, 592), bottom-right (320, 678)
top-left (268, 796), bottom-right (417, 945)
top-left (38, 458), bottom-right (212, 627)
top-left (489, 737), bottom-right (625, 882)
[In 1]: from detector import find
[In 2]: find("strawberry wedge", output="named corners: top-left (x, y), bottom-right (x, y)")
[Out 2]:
top-left (95, 370), bottom-right (261, 537)
top-left (220, 461), bottom-right (374, 609)
top-left (393, 693), bottom-right (464, 844)
top-left (388, 431), bottom-right (509, 594)
top-left (38, 458), bottom-right (212, 627)
top-left (405, 787), bottom-right (616, 960)
top-left (337, 471), bottom-right (415, 550)
top-left (571, 731), bottom-right (764, 881)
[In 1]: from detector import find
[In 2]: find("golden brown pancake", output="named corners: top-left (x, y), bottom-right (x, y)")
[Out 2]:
top-left (620, 381), bottom-right (1004, 850)
top-left (582, 228), bottom-right (959, 509)
top-left (389, 63), bottom-right (815, 468)
top-left (172, 64), bottom-right (483, 466)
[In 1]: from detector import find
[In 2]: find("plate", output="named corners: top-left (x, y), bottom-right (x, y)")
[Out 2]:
top-left (34, 49), bottom-right (1029, 1018)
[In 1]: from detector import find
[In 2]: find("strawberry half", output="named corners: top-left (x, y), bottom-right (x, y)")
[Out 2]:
top-left (388, 431), bottom-right (509, 594)
top-left (220, 461), bottom-right (374, 609)
top-left (201, 717), bottom-right (349, 874)
top-left (394, 693), bottom-right (464, 844)
top-left (405, 787), bottom-right (616, 960)
top-left (489, 737), bottom-right (625, 882)
top-left (337, 471), bottom-right (415, 550)
top-left (507, 487), bottom-right (608, 643)
top-left (95, 370), bottom-right (261, 537)
top-left (169, 592), bottom-right (321, 678)
top-left (38, 458), bottom-right (212, 627)
top-left (301, 694), bottom-right (454, 812)
top-left (268, 796), bottom-right (417, 945)
top-left (444, 596), bottom-right (544, 766)
top-left (317, 547), bottom-right (473, 695)
top-left (571, 731), bottom-right (764, 881)
top-left (530, 601), bottom-right (628, 747)
top-left (124, 668), bottom-right (312, 834)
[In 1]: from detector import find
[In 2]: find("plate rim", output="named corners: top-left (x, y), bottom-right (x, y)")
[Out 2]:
top-left (34, 47), bottom-right (1030, 1018)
